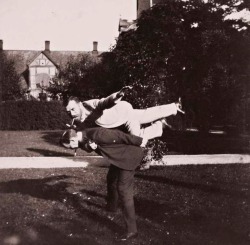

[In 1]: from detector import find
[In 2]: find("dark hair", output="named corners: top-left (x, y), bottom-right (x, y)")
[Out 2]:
top-left (60, 129), bottom-right (77, 148)
top-left (68, 96), bottom-right (81, 103)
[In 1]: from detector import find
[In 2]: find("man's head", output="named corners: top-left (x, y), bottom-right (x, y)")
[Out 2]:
top-left (60, 128), bottom-right (79, 149)
top-left (66, 97), bottom-right (83, 121)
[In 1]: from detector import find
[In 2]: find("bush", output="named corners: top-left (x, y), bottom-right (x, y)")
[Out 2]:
top-left (0, 101), bottom-right (70, 130)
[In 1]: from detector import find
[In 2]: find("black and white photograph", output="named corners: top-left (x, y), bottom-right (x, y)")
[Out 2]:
top-left (0, 0), bottom-right (250, 244)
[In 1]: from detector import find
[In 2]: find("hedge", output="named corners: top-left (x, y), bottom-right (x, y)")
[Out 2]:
top-left (0, 101), bottom-right (70, 130)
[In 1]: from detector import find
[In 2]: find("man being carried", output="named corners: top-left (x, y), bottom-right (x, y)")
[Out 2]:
top-left (66, 86), bottom-right (184, 140)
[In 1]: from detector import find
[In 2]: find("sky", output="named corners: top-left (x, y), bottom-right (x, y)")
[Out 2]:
top-left (0, 0), bottom-right (136, 51)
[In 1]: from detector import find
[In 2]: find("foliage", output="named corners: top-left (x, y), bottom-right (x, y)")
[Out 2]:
top-left (47, 54), bottom-right (93, 102)
top-left (113, 0), bottom-right (250, 127)
top-left (0, 101), bottom-right (69, 130)
top-left (47, 53), bottom-right (121, 103)
top-left (85, 52), bottom-right (125, 96)
top-left (110, 0), bottom-right (250, 159)
top-left (0, 51), bottom-right (23, 101)
top-left (44, 0), bottom-right (250, 160)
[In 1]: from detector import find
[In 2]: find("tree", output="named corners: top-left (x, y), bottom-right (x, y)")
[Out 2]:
top-left (106, 0), bottom-right (250, 159)
top-left (46, 0), bottom-right (250, 160)
top-left (47, 51), bottom-right (126, 104)
top-left (0, 51), bottom-right (23, 101)
top-left (48, 54), bottom-right (94, 101)
top-left (112, 0), bottom-right (250, 129)
top-left (47, 53), bottom-right (120, 103)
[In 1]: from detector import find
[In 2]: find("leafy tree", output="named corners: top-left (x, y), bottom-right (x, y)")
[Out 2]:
top-left (106, 0), bottom-right (250, 160)
top-left (86, 52), bottom-right (125, 96)
top-left (112, 0), bottom-right (250, 130)
top-left (46, 0), bottom-right (250, 160)
top-left (48, 54), bottom-right (99, 102)
top-left (48, 51), bottom-right (125, 103)
top-left (0, 51), bottom-right (23, 101)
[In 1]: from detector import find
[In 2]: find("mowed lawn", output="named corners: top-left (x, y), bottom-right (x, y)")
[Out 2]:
top-left (0, 130), bottom-right (249, 157)
top-left (0, 131), bottom-right (96, 157)
top-left (0, 164), bottom-right (249, 245)
top-left (0, 130), bottom-right (250, 244)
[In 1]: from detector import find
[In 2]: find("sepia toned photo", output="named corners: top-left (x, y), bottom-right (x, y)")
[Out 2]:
top-left (0, 0), bottom-right (250, 244)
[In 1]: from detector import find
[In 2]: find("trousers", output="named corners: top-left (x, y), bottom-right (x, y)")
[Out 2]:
top-left (96, 101), bottom-right (178, 139)
top-left (125, 103), bottom-right (178, 138)
top-left (106, 164), bottom-right (137, 233)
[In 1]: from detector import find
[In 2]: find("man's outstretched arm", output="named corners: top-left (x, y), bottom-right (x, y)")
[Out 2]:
top-left (89, 86), bottom-right (133, 111)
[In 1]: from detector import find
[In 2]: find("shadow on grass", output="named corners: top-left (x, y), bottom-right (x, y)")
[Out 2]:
top-left (80, 188), bottom-right (106, 199)
top-left (134, 195), bottom-right (250, 245)
top-left (26, 147), bottom-right (74, 157)
top-left (0, 175), bottom-right (121, 242)
top-left (133, 167), bottom-right (250, 245)
top-left (0, 223), bottom-right (98, 245)
top-left (0, 168), bottom-right (249, 245)
top-left (135, 172), bottom-right (249, 199)
top-left (31, 131), bottom-right (93, 157)
top-left (40, 130), bottom-right (64, 147)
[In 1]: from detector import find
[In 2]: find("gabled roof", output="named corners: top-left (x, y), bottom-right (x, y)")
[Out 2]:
top-left (27, 51), bottom-right (60, 68)
top-left (3, 49), bottom-right (103, 74)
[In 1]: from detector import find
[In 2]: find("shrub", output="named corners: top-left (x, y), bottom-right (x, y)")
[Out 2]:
top-left (0, 101), bottom-right (70, 130)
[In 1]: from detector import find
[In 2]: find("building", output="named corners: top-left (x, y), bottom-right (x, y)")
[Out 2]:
top-left (119, 0), bottom-right (165, 33)
top-left (137, 0), bottom-right (165, 18)
top-left (0, 40), bottom-right (102, 100)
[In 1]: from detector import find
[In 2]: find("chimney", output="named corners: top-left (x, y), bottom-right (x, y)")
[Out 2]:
top-left (137, 0), bottom-right (151, 18)
top-left (45, 40), bottom-right (50, 52)
top-left (92, 41), bottom-right (98, 54)
top-left (0, 40), bottom-right (3, 51)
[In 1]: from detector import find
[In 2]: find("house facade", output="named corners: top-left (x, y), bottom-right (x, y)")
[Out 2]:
top-left (0, 40), bottom-right (102, 100)
top-left (28, 51), bottom-right (58, 98)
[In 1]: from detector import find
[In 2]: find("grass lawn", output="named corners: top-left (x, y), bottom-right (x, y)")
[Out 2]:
top-left (0, 130), bottom-right (96, 157)
top-left (0, 164), bottom-right (249, 245)
top-left (162, 130), bottom-right (250, 154)
top-left (0, 130), bottom-right (249, 157)
top-left (0, 130), bottom-right (250, 244)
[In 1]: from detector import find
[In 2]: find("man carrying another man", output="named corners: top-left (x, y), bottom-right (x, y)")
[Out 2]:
top-left (61, 86), bottom-right (185, 240)
top-left (61, 127), bottom-right (147, 241)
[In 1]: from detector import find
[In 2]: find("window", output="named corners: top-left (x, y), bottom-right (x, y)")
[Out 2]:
top-left (40, 60), bottom-right (46, 66)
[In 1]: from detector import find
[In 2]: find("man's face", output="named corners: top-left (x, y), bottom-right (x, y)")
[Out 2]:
top-left (66, 100), bottom-right (89, 122)
top-left (69, 136), bottom-right (79, 149)
top-left (66, 100), bottom-right (82, 121)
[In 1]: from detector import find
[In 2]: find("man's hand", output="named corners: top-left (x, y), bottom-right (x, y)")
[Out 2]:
top-left (66, 119), bottom-right (77, 129)
top-left (66, 123), bottom-right (77, 129)
top-left (161, 118), bottom-right (173, 129)
top-left (88, 140), bottom-right (98, 150)
top-left (176, 97), bottom-right (185, 114)
top-left (117, 86), bottom-right (133, 98)
top-left (140, 137), bottom-right (148, 148)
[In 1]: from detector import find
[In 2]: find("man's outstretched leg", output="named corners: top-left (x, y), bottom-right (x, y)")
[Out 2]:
top-left (124, 100), bottom-right (184, 137)
top-left (133, 101), bottom-right (184, 125)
